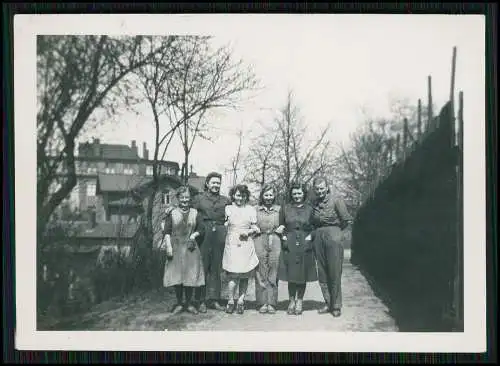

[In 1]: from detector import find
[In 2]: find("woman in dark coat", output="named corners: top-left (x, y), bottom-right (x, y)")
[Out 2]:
top-left (277, 182), bottom-right (317, 315)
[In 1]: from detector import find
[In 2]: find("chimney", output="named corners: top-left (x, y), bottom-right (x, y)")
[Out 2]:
top-left (143, 142), bottom-right (149, 160)
top-left (131, 140), bottom-right (138, 157)
top-left (189, 164), bottom-right (196, 177)
top-left (87, 210), bottom-right (97, 229)
top-left (93, 138), bottom-right (101, 157)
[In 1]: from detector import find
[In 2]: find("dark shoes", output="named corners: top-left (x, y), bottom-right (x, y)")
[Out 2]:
top-left (225, 302), bottom-right (235, 314)
top-left (226, 301), bottom-right (244, 314)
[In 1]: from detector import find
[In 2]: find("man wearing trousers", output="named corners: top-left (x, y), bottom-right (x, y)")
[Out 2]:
top-left (311, 176), bottom-right (353, 317)
top-left (192, 172), bottom-right (231, 312)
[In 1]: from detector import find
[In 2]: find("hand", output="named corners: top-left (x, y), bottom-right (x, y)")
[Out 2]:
top-left (187, 240), bottom-right (197, 252)
top-left (166, 246), bottom-right (173, 259)
top-left (282, 240), bottom-right (289, 251)
top-left (274, 226), bottom-right (285, 235)
top-left (189, 233), bottom-right (198, 241)
top-left (305, 234), bottom-right (312, 241)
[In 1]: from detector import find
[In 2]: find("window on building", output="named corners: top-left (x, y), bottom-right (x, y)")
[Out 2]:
top-left (105, 167), bottom-right (116, 174)
top-left (123, 164), bottom-right (135, 175)
top-left (146, 165), bottom-right (153, 176)
top-left (86, 182), bottom-right (96, 197)
top-left (162, 191), bottom-right (170, 205)
top-left (87, 165), bottom-right (97, 175)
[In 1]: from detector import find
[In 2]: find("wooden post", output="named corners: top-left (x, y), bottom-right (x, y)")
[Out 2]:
top-left (454, 90), bottom-right (464, 330)
top-left (403, 118), bottom-right (409, 159)
top-left (450, 46), bottom-right (457, 106)
top-left (417, 98), bottom-right (422, 139)
top-left (427, 75), bottom-right (433, 131)
top-left (395, 133), bottom-right (401, 161)
top-left (450, 46), bottom-right (458, 144)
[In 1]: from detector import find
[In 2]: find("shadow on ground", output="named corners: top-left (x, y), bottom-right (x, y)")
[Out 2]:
top-left (352, 261), bottom-right (456, 332)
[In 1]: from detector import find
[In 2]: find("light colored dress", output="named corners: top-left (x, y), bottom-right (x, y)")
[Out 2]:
top-left (162, 207), bottom-right (205, 288)
top-left (222, 203), bottom-right (259, 277)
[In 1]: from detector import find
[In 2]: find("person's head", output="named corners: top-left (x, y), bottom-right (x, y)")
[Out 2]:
top-left (313, 175), bottom-right (330, 201)
top-left (229, 184), bottom-right (251, 206)
top-left (289, 182), bottom-right (308, 204)
top-left (176, 186), bottom-right (192, 208)
top-left (204, 172), bottom-right (222, 195)
top-left (259, 184), bottom-right (277, 206)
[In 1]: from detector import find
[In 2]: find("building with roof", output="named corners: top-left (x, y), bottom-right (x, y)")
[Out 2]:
top-left (66, 138), bottom-right (180, 215)
top-left (52, 138), bottom-right (207, 240)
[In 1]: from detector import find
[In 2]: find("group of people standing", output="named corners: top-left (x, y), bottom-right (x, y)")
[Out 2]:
top-left (160, 172), bottom-right (352, 318)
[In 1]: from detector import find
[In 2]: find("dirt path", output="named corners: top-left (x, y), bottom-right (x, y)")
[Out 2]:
top-left (182, 249), bottom-right (398, 332)
top-left (44, 250), bottom-right (398, 332)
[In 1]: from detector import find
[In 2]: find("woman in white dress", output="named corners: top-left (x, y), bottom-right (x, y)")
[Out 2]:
top-left (222, 184), bottom-right (260, 314)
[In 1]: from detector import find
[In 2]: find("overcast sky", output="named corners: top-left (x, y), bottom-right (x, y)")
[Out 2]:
top-left (76, 14), bottom-right (485, 195)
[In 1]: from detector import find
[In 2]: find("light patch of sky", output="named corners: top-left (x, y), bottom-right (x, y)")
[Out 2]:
top-left (79, 15), bottom-right (484, 195)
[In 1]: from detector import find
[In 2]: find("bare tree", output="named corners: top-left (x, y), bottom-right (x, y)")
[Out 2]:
top-left (242, 90), bottom-right (333, 200)
top-left (228, 128), bottom-right (245, 187)
top-left (37, 35), bottom-right (171, 244)
top-left (162, 37), bottom-right (259, 184)
top-left (132, 36), bottom-right (258, 246)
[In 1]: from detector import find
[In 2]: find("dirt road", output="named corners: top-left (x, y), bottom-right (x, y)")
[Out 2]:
top-left (45, 249), bottom-right (398, 332)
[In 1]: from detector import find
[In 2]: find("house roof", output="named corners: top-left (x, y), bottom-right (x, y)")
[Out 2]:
top-left (132, 174), bottom-right (200, 197)
top-left (77, 222), bottom-right (140, 239)
top-left (100, 144), bottom-right (139, 160)
top-left (96, 174), bottom-right (150, 193)
top-left (79, 142), bottom-right (140, 160)
top-left (108, 197), bottom-right (143, 207)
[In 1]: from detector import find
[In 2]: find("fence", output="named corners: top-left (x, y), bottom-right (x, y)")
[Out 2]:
top-left (351, 48), bottom-right (464, 332)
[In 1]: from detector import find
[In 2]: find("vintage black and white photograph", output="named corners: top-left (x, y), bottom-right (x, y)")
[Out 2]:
top-left (16, 14), bottom-right (486, 352)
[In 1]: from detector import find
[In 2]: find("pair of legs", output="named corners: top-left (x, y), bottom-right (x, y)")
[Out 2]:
top-left (255, 236), bottom-right (281, 314)
top-left (171, 285), bottom-right (198, 314)
top-left (314, 227), bottom-right (344, 317)
top-left (197, 226), bottom-right (226, 312)
top-left (226, 277), bottom-right (250, 314)
top-left (287, 282), bottom-right (307, 315)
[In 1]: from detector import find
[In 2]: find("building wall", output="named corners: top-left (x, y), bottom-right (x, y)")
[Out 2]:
top-left (76, 160), bottom-right (141, 176)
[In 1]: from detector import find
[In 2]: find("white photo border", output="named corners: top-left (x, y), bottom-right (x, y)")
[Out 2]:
top-left (14, 14), bottom-right (487, 352)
